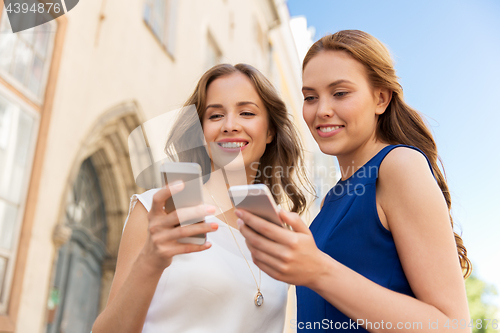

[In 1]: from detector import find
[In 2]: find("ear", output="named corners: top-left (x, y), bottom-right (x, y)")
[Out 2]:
top-left (266, 128), bottom-right (274, 144)
top-left (375, 88), bottom-right (392, 115)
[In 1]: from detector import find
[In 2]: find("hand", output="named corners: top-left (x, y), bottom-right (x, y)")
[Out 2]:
top-left (236, 209), bottom-right (329, 288)
top-left (140, 181), bottom-right (218, 272)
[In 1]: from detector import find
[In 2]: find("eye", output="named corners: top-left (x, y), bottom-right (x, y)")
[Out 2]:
top-left (241, 111), bottom-right (256, 116)
top-left (304, 96), bottom-right (316, 102)
top-left (209, 114), bottom-right (223, 120)
top-left (334, 91), bottom-right (348, 97)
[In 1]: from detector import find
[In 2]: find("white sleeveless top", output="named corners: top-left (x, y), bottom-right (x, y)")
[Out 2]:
top-left (124, 189), bottom-right (288, 333)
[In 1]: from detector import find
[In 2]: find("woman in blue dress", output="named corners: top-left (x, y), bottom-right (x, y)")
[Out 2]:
top-left (237, 30), bottom-right (472, 332)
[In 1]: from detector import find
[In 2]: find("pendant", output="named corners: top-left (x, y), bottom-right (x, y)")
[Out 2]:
top-left (254, 291), bottom-right (264, 306)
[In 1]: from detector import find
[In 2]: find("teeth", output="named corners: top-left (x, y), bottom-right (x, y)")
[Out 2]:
top-left (319, 126), bottom-right (343, 133)
top-left (220, 142), bottom-right (247, 148)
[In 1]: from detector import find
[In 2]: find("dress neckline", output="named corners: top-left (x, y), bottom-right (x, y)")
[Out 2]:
top-left (337, 144), bottom-right (392, 183)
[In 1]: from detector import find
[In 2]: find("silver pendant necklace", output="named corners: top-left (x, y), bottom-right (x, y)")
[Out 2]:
top-left (206, 187), bottom-right (264, 306)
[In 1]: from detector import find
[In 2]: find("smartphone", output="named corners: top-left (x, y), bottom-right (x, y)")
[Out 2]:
top-left (160, 162), bottom-right (206, 245)
top-left (228, 184), bottom-right (284, 227)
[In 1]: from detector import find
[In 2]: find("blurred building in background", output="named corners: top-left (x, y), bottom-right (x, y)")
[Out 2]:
top-left (0, 0), bottom-right (333, 332)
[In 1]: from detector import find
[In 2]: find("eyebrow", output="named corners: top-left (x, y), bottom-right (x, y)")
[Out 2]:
top-left (302, 79), bottom-right (354, 92)
top-left (206, 101), bottom-right (259, 110)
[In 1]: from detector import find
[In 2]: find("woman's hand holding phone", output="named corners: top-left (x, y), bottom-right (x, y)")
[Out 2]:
top-left (139, 181), bottom-right (218, 272)
top-left (237, 208), bottom-right (330, 288)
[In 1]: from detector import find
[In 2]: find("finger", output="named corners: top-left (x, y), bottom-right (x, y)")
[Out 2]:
top-left (168, 241), bottom-right (213, 257)
top-left (151, 204), bottom-right (216, 230)
top-left (151, 218), bottom-right (217, 240)
top-left (149, 223), bottom-right (217, 250)
top-left (236, 209), bottom-right (291, 244)
top-left (165, 204), bottom-right (216, 227)
top-left (149, 181), bottom-right (185, 217)
top-left (251, 247), bottom-right (287, 275)
top-left (168, 222), bottom-right (219, 241)
top-left (252, 257), bottom-right (283, 282)
top-left (239, 220), bottom-right (286, 258)
top-left (279, 210), bottom-right (310, 234)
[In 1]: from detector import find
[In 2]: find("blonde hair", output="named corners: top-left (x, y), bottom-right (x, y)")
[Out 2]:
top-left (165, 63), bottom-right (313, 214)
top-left (303, 30), bottom-right (471, 278)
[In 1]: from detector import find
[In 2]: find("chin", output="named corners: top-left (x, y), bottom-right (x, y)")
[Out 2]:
top-left (318, 143), bottom-right (342, 157)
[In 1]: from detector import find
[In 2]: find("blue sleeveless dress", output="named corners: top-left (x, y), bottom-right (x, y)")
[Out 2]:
top-left (296, 144), bottom-right (436, 332)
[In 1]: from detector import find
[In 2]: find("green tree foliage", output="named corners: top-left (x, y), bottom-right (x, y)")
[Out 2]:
top-left (465, 273), bottom-right (499, 333)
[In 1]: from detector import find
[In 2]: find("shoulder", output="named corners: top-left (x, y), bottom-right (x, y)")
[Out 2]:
top-left (378, 146), bottom-right (434, 185)
top-left (135, 188), bottom-right (162, 212)
top-left (377, 146), bottom-right (445, 224)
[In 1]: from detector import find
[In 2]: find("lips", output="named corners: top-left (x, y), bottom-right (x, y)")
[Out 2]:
top-left (316, 125), bottom-right (344, 138)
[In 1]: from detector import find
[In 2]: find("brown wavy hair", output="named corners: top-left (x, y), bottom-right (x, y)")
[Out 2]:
top-left (303, 30), bottom-right (471, 278)
top-left (164, 63), bottom-right (313, 214)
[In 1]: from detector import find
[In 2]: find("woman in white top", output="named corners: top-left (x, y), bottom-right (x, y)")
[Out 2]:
top-left (92, 63), bottom-right (312, 333)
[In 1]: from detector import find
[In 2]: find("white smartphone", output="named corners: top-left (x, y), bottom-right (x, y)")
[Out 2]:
top-left (160, 162), bottom-right (206, 245)
top-left (228, 184), bottom-right (284, 227)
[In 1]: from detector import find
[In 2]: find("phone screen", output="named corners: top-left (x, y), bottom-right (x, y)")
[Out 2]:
top-left (162, 172), bottom-right (201, 213)
top-left (161, 168), bottom-right (205, 241)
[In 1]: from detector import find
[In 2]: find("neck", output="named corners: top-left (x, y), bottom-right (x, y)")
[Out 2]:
top-left (336, 138), bottom-right (389, 181)
top-left (204, 163), bottom-right (258, 229)
top-left (223, 164), bottom-right (258, 187)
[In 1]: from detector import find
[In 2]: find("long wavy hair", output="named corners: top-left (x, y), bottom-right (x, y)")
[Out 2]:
top-left (303, 30), bottom-right (472, 278)
top-left (164, 63), bottom-right (313, 214)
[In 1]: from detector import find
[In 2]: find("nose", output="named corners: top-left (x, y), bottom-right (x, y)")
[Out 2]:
top-left (221, 113), bottom-right (242, 133)
top-left (316, 97), bottom-right (334, 119)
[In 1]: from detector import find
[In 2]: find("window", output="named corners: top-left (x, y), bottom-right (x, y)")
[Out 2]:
top-left (0, 86), bottom-right (39, 314)
top-left (0, 10), bottom-right (56, 104)
top-left (143, 0), bottom-right (179, 56)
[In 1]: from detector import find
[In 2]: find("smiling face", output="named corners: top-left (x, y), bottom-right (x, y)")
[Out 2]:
top-left (203, 72), bottom-right (273, 172)
top-left (302, 50), bottom-right (390, 157)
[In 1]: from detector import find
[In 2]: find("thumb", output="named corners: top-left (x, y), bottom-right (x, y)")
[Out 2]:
top-left (279, 210), bottom-right (310, 234)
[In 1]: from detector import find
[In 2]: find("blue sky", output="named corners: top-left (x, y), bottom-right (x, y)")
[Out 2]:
top-left (287, 0), bottom-right (500, 306)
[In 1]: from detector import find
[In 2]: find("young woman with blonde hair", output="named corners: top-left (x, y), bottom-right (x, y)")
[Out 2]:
top-left (238, 30), bottom-right (471, 332)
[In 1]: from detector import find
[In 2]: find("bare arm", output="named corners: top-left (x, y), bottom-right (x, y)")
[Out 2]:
top-left (238, 148), bottom-right (469, 333)
top-left (92, 185), bottom-right (217, 333)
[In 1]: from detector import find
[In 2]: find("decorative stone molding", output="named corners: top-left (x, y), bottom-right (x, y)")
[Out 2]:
top-left (52, 224), bottom-right (72, 248)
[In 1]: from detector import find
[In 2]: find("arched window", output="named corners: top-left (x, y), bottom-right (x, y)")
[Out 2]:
top-left (65, 158), bottom-right (107, 244)
top-left (47, 157), bottom-right (108, 333)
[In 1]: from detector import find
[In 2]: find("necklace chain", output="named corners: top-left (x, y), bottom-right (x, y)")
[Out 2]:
top-left (205, 186), bottom-right (263, 306)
